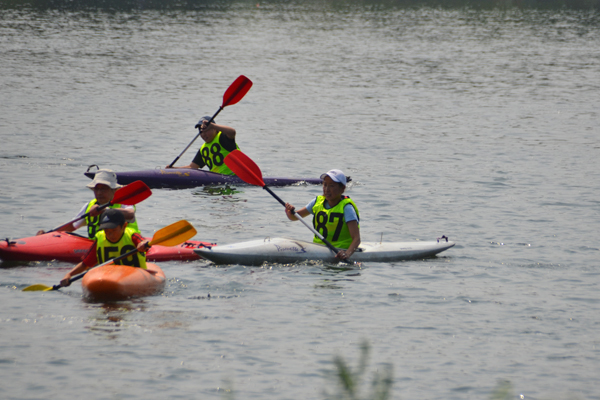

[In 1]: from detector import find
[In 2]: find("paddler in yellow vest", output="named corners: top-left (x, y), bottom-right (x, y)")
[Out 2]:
top-left (36, 169), bottom-right (140, 239)
top-left (60, 209), bottom-right (150, 287)
top-left (165, 116), bottom-right (239, 175)
top-left (284, 169), bottom-right (361, 261)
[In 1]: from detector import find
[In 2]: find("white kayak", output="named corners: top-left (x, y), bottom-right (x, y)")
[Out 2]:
top-left (194, 237), bottom-right (455, 265)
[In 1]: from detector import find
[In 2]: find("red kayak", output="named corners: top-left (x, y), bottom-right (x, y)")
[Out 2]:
top-left (82, 262), bottom-right (165, 301)
top-left (0, 232), bottom-right (214, 263)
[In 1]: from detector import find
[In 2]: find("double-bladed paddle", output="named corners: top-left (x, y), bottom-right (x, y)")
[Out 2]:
top-left (167, 75), bottom-right (253, 168)
top-left (224, 150), bottom-right (343, 258)
top-left (23, 220), bottom-right (197, 292)
top-left (46, 180), bottom-right (152, 234)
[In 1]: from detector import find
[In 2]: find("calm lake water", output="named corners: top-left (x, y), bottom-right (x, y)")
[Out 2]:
top-left (1, 3), bottom-right (599, 399)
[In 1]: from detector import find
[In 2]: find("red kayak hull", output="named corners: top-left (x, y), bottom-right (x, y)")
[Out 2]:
top-left (82, 262), bottom-right (165, 301)
top-left (0, 232), bottom-right (214, 263)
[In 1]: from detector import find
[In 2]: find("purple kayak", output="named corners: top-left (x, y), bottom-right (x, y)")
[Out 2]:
top-left (84, 166), bottom-right (324, 189)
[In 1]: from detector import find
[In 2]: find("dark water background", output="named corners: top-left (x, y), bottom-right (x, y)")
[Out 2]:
top-left (3, 0), bottom-right (600, 11)
top-left (1, 2), bottom-right (599, 399)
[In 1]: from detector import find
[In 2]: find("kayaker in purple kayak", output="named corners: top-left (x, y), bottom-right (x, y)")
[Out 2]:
top-left (36, 169), bottom-right (140, 239)
top-left (165, 116), bottom-right (239, 175)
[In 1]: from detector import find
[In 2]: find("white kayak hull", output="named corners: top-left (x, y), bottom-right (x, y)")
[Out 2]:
top-left (194, 237), bottom-right (455, 265)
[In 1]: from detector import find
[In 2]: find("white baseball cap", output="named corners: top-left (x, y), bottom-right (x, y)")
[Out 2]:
top-left (86, 169), bottom-right (121, 189)
top-left (320, 169), bottom-right (347, 186)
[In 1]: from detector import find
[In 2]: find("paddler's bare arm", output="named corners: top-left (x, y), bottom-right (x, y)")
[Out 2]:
top-left (201, 120), bottom-right (236, 140)
top-left (60, 262), bottom-right (88, 287)
top-left (215, 124), bottom-right (236, 139)
top-left (336, 220), bottom-right (361, 260)
top-left (118, 207), bottom-right (135, 221)
top-left (36, 222), bottom-right (76, 236)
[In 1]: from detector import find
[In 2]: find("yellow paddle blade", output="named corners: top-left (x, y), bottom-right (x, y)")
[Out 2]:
top-left (22, 284), bottom-right (53, 292)
top-left (149, 220), bottom-right (197, 247)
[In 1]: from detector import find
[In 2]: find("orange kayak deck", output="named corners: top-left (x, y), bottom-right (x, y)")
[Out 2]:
top-left (82, 262), bottom-right (165, 301)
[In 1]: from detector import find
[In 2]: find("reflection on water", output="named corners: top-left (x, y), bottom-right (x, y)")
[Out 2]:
top-left (1, 0), bottom-right (599, 11)
top-left (191, 185), bottom-right (243, 198)
top-left (1, 259), bottom-right (35, 269)
top-left (314, 281), bottom-right (345, 290)
top-left (84, 301), bottom-right (146, 338)
top-left (187, 293), bottom-right (240, 300)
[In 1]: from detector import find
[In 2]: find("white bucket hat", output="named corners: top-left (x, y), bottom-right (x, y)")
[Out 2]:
top-left (86, 169), bottom-right (121, 189)
top-left (320, 169), bottom-right (347, 186)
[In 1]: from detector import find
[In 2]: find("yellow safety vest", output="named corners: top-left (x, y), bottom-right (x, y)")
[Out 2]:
top-left (311, 195), bottom-right (360, 249)
top-left (84, 199), bottom-right (140, 239)
top-left (199, 131), bottom-right (239, 175)
top-left (95, 226), bottom-right (146, 269)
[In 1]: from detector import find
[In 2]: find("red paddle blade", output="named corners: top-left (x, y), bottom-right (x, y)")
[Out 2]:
top-left (222, 75), bottom-right (252, 108)
top-left (225, 150), bottom-right (265, 187)
top-left (112, 180), bottom-right (152, 205)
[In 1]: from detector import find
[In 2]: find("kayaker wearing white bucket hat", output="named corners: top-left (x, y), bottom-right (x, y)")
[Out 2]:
top-left (36, 169), bottom-right (140, 239)
top-left (284, 169), bottom-right (361, 260)
top-left (85, 169), bottom-right (121, 189)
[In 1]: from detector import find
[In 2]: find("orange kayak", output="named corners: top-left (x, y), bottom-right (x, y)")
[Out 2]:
top-left (82, 262), bottom-right (166, 301)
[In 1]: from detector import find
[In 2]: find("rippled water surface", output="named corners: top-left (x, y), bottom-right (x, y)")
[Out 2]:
top-left (1, 4), bottom-right (599, 399)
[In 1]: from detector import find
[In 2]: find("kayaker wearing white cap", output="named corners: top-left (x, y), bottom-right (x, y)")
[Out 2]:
top-left (165, 116), bottom-right (239, 175)
top-left (285, 169), bottom-right (360, 260)
top-left (36, 169), bottom-right (140, 239)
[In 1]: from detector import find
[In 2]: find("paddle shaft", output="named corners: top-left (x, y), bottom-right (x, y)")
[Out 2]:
top-left (47, 201), bottom-right (113, 233)
top-left (262, 186), bottom-right (341, 256)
